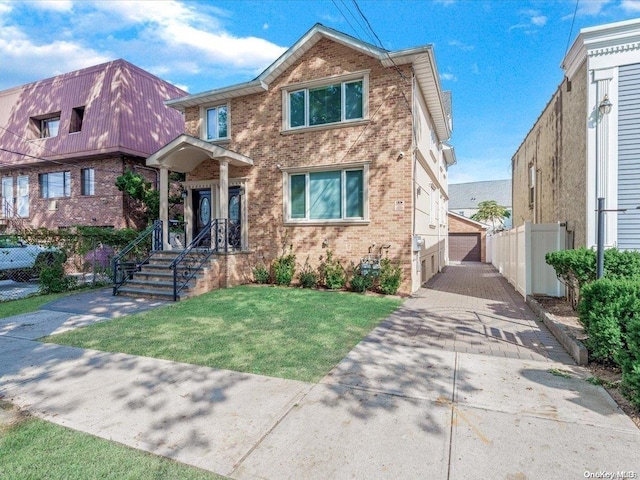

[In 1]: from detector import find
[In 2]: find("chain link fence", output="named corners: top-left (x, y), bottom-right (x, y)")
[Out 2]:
top-left (0, 227), bottom-right (143, 301)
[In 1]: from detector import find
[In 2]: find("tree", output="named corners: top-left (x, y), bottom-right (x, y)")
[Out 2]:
top-left (115, 170), bottom-right (159, 222)
top-left (471, 200), bottom-right (511, 231)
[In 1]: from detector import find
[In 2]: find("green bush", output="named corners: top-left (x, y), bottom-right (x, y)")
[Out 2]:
top-left (546, 248), bottom-right (640, 290)
top-left (379, 258), bottom-right (402, 295)
top-left (297, 257), bottom-right (318, 288)
top-left (253, 263), bottom-right (270, 284)
top-left (39, 256), bottom-right (78, 294)
top-left (320, 250), bottom-right (346, 290)
top-left (350, 268), bottom-right (374, 293)
top-left (620, 313), bottom-right (640, 408)
top-left (578, 278), bottom-right (640, 365)
top-left (273, 252), bottom-right (296, 286)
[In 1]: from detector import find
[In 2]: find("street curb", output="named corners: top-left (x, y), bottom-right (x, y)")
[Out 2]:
top-left (526, 295), bottom-right (588, 366)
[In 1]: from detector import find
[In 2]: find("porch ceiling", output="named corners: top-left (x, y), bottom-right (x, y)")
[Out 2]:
top-left (146, 134), bottom-right (253, 173)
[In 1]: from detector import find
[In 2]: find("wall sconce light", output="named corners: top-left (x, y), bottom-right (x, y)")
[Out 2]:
top-left (417, 186), bottom-right (422, 195)
top-left (599, 94), bottom-right (613, 116)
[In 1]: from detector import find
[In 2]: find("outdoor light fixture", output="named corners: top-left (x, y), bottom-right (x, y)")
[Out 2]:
top-left (599, 94), bottom-right (613, 115)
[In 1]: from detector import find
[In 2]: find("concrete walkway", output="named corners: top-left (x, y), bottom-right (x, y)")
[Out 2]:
top-left (1, 267), bottom-right (639, 479)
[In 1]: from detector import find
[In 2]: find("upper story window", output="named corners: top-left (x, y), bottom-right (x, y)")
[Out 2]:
top-left (40, 116), bottom-right (60, 138)
top-left (283, 72), bottom-right (368, 131)
top-left (70, 106), bottom-right (85, 133)
top-left (39, 171), bottom-right (70, 198)
top-left (205, 105), bottom-right (228, 141)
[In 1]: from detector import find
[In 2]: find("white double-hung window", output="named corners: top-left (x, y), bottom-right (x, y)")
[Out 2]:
top-left (284, 72), bottom-right (368, 131)
top-left (285, 163), bottom-right (369, 223)
top-left (204, 105), bottom-right (228, 141)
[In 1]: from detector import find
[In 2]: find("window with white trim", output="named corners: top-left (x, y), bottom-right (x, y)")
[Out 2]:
top-left (286, 167), bottom-right (366, 221)
top-left (284, 73), bottom-right (367, 130)
top-left (529, 165), bottom-right (535, 207)
top-left (204, 105), bottom-right (228, 141)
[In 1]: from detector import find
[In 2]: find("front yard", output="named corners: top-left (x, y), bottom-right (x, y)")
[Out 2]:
top-left (43, 285), bottom-right (402, 382)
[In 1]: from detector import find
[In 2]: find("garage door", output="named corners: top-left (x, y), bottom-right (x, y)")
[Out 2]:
top-left (449, 233), bottom-right (481, 262)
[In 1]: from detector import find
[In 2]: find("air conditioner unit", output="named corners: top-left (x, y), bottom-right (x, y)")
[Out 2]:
top-left (48, 200), bottom-right (58, 211)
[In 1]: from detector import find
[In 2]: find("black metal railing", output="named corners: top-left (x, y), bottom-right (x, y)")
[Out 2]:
top-left (112, 220), bottom-right (163, 295)
top-left (170, 219), bottom-right (240, 301)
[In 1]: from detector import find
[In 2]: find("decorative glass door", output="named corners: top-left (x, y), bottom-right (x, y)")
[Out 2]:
top-left (192, 189), bottom-right (211, 247)
top-left (228, 186), bottom-right (242, 250)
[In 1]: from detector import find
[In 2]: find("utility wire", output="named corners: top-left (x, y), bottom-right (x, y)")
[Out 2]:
top-left (564, 0), bottom-right (580, 59)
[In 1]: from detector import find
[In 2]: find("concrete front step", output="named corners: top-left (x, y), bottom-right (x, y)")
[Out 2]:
top-left (116, 286), bottom-right (193, 301)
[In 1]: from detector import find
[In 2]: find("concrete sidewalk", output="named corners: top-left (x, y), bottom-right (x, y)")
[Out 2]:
top-left (1, 267), bottom-right (639, 479)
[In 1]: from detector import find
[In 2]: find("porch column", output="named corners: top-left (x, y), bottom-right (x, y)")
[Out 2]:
top-left (219, 159), bottom-right (229, 220)
top-left (159, 167), bottom-right (170, 250)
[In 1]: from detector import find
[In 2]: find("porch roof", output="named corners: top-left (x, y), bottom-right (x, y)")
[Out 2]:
top-left (146, 134), bottom-right (253, 172)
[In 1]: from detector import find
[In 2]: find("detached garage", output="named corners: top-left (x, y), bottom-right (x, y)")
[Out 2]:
top-left (448, 212), bottom-right (487, 263)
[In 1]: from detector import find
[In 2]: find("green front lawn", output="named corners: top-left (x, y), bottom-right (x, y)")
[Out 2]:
top-left (0, 403), bottom-right (225, 480)
top-left (44, 285), bottom-right (401, 382)
top-left (0, 291), bottom-right (74, 319)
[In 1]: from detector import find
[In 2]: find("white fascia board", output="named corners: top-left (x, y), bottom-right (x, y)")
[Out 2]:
top-left (563, 18), bottom-right (640, 79)
top-left (411, 49), bottom-right (451, 141)
top-left (165, 80), bottom-right (267, 112)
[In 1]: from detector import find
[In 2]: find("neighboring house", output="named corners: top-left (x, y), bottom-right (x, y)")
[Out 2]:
top-left (512, 18), bottom-right (640, 251)
top-left (448, 212), bottom-right (487, 263)
top-left (147, 24), bottom-right (455, 295)
top-left (448, 179), bottom-right (512, 229)
top-left (0, 59), bottom-right (187, 231)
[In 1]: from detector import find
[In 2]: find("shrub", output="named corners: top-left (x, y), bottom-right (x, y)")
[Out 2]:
top-left (350, 266), bottom-right (374, 294)
top-left (298, 257), bottom-right (318, 288)
top-left (578, 278), bottom-right (640, 366)
top-left (253, 263), bottom-right (270, 284)
top-left (39, 255), bottom-right (78, 294)
top-left (546, 248), bottom-right (640, 291)
top-left (379, 258), bottom-right (402, 295)
top-left (320, 250), bottom-right (346, 290)
top-left (620, 313), bottom-right (640, 408)
top-left (273, 250), bottom-right (296, 286)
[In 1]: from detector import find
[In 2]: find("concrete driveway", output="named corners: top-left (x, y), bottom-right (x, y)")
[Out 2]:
top-left (1, 266), bottom-right (639, 479)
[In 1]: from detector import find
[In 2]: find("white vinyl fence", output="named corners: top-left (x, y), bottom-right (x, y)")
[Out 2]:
top-left (486, 222), bottom-right (566, 298)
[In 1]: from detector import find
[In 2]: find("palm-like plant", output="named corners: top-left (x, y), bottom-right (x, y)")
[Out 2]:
top-left (471, 200), bottom-right (511, 231)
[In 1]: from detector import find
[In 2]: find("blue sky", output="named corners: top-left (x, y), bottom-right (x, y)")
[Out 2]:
top-left (1, 0), bottom-right (640, 184)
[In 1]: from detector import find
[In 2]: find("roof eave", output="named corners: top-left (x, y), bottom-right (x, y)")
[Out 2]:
top-left (165, 80), bottom-right (268, 112)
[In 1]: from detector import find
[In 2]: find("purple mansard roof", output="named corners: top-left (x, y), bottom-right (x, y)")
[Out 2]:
top-left (0, 59), bottom-right (187, 169)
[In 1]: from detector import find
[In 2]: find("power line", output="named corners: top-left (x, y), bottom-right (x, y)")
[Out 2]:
top-left (564, 0), bottom-right (580, 59)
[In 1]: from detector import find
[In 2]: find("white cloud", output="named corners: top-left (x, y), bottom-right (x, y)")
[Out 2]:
top-left (449, 40), bottom-right (474, 51)
top-left (621, 0), bottom-right (640, 12)
top-left (471, 63), bottom-right (480, 75)
top-left (441, 72), bottom-right (457, 82)
top-left (30, 0), bottom-right (73, 12)
top-left (577, 0), bottom-right (612, 16)
top-left (530, 15), bottom-right (547, 26)
top-left (511, 9), bottom-right (547, 32)
top-left (89, 1), bottom-right (286, 69)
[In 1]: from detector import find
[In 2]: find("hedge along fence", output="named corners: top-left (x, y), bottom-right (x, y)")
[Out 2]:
top-left (546, 247), bottom-right (640, 292)
top-left (18, 226), bottom-right (142, 278)
top-left (579, 278), bottom-right (640, 407)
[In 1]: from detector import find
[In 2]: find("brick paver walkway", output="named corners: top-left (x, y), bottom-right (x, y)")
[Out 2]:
top-left (369, 263), bottom-right (575, 363)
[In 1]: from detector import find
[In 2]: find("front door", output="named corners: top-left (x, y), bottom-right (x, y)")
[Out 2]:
top-left (193, 189), bottom-right (212, 247)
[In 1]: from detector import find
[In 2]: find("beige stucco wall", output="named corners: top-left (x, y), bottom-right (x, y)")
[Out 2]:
top-left (183, 38), bottom-right (421, 294)
top-left (511, 61), bottom-right (587, 248)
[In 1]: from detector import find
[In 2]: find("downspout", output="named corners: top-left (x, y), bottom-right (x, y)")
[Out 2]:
top-left (411, 69), bottom-right (419, 283)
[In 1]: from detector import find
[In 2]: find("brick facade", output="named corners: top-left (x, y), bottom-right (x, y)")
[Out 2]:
top-left (185, 39), bottom-right (417, 294)
top-left (511, 61), bottom-right (587, 248)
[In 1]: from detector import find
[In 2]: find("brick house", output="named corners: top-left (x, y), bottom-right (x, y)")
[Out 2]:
top-left (0, 59), bottom-right (187, 231)
top-left (147, 24), bottom-right (455, 295)
top-left (512, 18), bottom-right (640, 251)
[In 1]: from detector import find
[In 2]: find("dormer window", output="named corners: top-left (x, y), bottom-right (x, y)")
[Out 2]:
top-left (70, 106), bottom-right (85, 133)
top-left (204, 105), bottom-right (228, 141)
top-left (283, 72), bottom-right (369, 132)
top-left (39, 115), bottom-right (60, 138)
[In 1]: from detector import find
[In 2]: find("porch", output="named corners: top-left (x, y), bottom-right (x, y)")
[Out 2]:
top-left (113, 134), bottom-right (254, 300)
